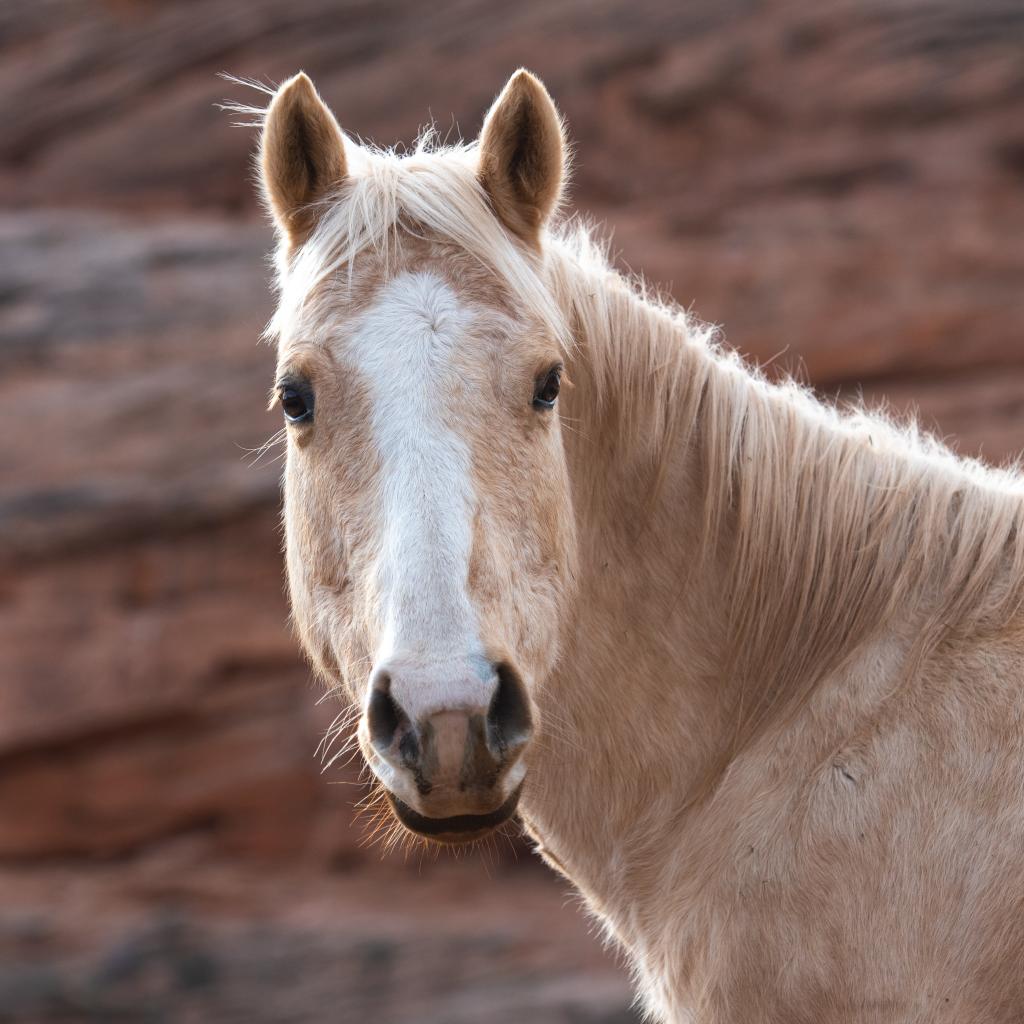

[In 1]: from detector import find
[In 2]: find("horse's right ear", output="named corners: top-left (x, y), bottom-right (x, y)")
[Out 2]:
top-left (260, 72), bottom-right (347, 246)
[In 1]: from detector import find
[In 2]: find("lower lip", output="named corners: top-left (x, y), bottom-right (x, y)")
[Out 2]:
top-left (385, 785), bottom-right (523, 845)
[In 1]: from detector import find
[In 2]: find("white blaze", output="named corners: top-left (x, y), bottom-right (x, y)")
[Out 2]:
top-left (346, 272), bottom-right (487, 710)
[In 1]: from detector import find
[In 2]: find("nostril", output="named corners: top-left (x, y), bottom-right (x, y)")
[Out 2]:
top-left (486, 662), bottom-right (533, 759)
top-left (366, 672), bottom-right (410, 753)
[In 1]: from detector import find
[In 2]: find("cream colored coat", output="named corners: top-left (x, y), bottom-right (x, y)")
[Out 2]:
top-left (243, 69), bottom-right (1024, 1023)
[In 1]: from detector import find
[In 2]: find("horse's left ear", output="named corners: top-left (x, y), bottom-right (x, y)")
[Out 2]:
top-left (260, 72), bottom-right (347, 247)
top-left (478, 70), bottom-right (566, 246)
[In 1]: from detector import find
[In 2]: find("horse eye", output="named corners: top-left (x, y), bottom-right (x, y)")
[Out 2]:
top-left (279, 385), bottom-right (313, 423)
top-left (533, 366), bottom-right (562, 410)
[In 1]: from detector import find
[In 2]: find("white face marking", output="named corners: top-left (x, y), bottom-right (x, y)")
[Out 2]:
top-left (346, 271), bottom-right (488, 714)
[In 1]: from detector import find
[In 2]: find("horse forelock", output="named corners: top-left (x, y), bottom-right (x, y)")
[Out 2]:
top-left (265, 134), bottom-right (571, 349)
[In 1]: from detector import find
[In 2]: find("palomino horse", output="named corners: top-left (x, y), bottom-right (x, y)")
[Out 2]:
top-left (245, 70), bottom-right (1024, 1022)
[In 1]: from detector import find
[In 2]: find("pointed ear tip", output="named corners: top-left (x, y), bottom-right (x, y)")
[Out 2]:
top-left (508, 68), bottom-right (551, 98)
top-left (274, 71), bottom-right (317, 105)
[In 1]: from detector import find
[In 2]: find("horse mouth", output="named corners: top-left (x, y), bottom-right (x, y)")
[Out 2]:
top-left (384, 785), bottom-right (522, 845)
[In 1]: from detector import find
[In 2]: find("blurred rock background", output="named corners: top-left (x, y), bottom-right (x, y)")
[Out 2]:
top-left (1, 1), bottom-right (1022, 1021)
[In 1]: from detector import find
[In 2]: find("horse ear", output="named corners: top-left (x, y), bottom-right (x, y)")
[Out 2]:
top-left (478, 70), bottom-right (566, 246)
top-left (260, 72), bottom-right (347, 246)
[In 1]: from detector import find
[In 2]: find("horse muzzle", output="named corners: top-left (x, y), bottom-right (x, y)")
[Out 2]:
top-left (360, 660), bottom-right (533, 843)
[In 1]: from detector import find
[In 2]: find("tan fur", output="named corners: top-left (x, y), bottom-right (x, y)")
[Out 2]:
top-left (252, 72), bottom-right (1024, 1022)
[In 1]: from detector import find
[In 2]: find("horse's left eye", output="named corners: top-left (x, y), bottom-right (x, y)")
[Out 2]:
top-left (533, 366), bottom-right (562, 410)
top-left (279, 385), bottom-right (313, 423)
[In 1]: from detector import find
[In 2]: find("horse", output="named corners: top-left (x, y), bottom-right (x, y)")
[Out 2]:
top-left (242, 69), bottom-right (1024, 1022)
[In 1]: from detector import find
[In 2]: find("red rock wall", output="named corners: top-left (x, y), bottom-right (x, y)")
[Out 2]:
top-left (2, 1), bottom-right (1022, 1020)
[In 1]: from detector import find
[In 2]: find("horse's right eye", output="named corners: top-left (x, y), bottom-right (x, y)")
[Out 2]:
top-left (279, 384), bottom-right (313, 423)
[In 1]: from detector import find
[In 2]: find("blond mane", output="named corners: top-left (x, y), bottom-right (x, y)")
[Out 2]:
top-left (551, 234), bottom-right (1024, 761)
top-left (257, 118), bottom-right (1024, 763)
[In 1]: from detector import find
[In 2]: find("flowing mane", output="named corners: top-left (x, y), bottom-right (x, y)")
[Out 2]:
top-left (257, 125), bottom-right (1024, 765)
top-left (550, 228), bottom-right (1024, 765)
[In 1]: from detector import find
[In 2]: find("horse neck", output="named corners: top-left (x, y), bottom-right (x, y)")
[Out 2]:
top-left (522, 242), bottom-right (1024, 924)
top-left (521, 254), bottom-right (741, 901)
